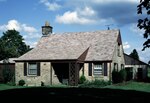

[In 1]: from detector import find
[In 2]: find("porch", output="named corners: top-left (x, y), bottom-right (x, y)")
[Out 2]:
top-left (51, 61), bottom-right (83, 86)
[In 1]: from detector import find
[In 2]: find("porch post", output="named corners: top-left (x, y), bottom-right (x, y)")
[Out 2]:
top-left (69, 62), bottom-right (79, 86)
top-left (109, 62), bottom-right (112, 81)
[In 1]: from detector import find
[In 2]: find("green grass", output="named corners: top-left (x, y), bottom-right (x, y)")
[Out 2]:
top-left (0, 83), bottom-right (70, 91)
top-left (1, 82), bottom-right (150, 102)
top-left (0, 84), bottom-right (25, 91)
top-left (1, 81), bottom-right (150, 93)
top-left (105, 81), bottom-right (150, 93)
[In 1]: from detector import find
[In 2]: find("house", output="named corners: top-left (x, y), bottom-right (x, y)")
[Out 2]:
top-left (124, 53), bottom-right (149, 81)
top-left (0, 58), bottom-right (16, 82)
top-left (15, 22), bottom-right (125, 86)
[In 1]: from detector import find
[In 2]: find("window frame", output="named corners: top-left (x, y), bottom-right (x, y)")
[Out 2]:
top-left (121, 64), bottom-right (124, 70)
top-left (93, 63), bottom-right (103, 76)
top-left (114, 63), bottom-right (118, 71)
top-left (28, 62), bottom-right (38, 76)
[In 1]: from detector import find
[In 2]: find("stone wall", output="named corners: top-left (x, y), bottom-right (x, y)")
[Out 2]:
top-left (15, 62), bottom-right (51, 86)
top-left (81, 63), bottom-right (111, 81)
top-left (112, 41), bottom-right (125, 72)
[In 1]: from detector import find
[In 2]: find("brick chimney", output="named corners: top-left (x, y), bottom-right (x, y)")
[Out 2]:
top-left (42, 21), bottom-right (53, 36)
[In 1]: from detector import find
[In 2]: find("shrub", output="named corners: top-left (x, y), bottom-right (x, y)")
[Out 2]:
top-left (7, 81), bottom-right (16, 86)
top-left (41, 81), bottom-right (45, 86)
top-left (119, 69), bottom-right (127, 82)
top-left (112, 69), bottom-right (120, 83)
top-left (79, 79), bottom-right (111, 88)
top-left (90, 79), bottom-right (111, 86)
top-left (79, 74), bottom-right (86, 84)
top-left (18, 79), bottom-right (25, 86)
top-left (112, 69), bottom-right (127, 84)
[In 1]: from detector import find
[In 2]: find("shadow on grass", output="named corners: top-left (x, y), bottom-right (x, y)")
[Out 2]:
top-left (0, 87), bottom-right (149, 102)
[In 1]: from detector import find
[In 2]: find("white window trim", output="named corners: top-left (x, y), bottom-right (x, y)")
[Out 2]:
top-left (93, 63), bottom-right (103, 76)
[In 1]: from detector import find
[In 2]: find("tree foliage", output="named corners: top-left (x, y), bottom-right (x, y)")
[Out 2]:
top-left (0, 30), bottom-right (31, 60)
top-left (137, 0), bottom-right (150, 50)
top-left (130, 49), bottom-right (140, 60)
top-left (2, 64), bottom-right (14, 83)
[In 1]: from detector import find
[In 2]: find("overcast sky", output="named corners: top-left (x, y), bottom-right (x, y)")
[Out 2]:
top-left (0, 0), bottom-right (149, 63)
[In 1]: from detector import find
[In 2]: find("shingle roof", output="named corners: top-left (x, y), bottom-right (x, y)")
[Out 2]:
top-left (124, 53), bottom-right (149, 66)
top-left (17, 29), bottom-right (120, 61)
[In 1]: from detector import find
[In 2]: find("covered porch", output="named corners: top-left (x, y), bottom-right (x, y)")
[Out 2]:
top-left (51, 61), bottom-right (83, 86)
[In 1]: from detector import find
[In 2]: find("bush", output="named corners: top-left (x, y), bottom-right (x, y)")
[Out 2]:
top-left (7, 81), bottom-right (16, 86)
top-left (18, 79), bottom-right (25, 86)
top-left (90, 79), bottom-right (111, 86)
top-left (119, 69), bottom-right (127, 82)
top-left (79, 74), bottom-right (86, 84)
top-left (79, 79), bottom-right (111, 88)
top-left (112, 69), bottom-right (127, 84)
top-left (112, 69), bottom-right (120, 83)
top-left (41, 81), bottom-right (45, 86)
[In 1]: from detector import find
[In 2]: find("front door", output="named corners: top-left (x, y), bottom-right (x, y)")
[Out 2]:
top-left (137, 68), bottom-right (143, 80)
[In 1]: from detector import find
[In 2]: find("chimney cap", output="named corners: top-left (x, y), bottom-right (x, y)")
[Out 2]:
top-left (45, 21), bottom-right (50, 26)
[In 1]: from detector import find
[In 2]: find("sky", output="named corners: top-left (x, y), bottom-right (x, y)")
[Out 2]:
top-left (0, 0), bottom-right (149, 63)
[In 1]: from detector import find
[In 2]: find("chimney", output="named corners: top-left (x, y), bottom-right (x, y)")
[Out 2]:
top-left (42, 21), bottom-right (53, 36)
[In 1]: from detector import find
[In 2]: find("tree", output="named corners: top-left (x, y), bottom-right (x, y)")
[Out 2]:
top-left (148, 60), bottom-right (150, 64)
top-left (0, 30), bottom-right (31, 60)
top-left (137, 0), bottom-right (150, 51)
top-left (130, 49), bottom-right (140, 60)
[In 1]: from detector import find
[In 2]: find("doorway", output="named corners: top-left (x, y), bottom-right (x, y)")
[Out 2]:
top-left (52, 63), bottom-right (69, 85)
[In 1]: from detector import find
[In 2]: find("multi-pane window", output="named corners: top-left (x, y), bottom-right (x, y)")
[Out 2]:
top-left (93, 64), bottom-right (102, 76)
top-left (28, 63), bottom-right (37, 75)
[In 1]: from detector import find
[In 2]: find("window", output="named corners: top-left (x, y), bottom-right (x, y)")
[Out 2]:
top-left (93, 64), bottom-right (102, 76)
top-left (24, 62), bottom-right (40, 76)
top-left (28, 62), bottom-right (37, 75)
top-left (114, 63), bottom-right (118, 71)
top-left (121, 64), bottom-right (124, 69)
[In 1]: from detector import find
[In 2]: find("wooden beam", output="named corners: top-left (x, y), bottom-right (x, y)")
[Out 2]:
top-left (69, 62), bottom-right (79, 86)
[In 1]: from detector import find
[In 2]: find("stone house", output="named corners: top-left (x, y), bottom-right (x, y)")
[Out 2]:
top-left (124, 53), bottom-right (149, 81)
top-left (15, 22), bottom-right (125, 86)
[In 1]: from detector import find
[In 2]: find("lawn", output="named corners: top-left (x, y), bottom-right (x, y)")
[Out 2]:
top-left (0, 81), bottom-right (150, 102)
top-left (105, 81), bottom-right (150, 93)
top-left (1, 81), bottom-right (150, 92)
top-left (0, 84), bottom-right (25, 91)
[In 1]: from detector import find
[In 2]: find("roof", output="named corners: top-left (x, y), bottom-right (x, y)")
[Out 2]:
top-left (17, 29), bottom-right (120, 61)
top-left (0, 58), bottom-right (17, 63)
top-left (124, 53), bottom-right (149, 66)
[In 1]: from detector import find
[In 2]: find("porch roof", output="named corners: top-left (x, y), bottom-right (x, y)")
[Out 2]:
top-left (0, 58), bottom-right (17, 63)
top-left (17, 30), bottom-right (119, 61)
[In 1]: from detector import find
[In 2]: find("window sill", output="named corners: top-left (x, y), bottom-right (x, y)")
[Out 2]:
top-left (94, 75), bottom-right (103, 78)
top-left (26, 75), bottom-right (38, 77)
